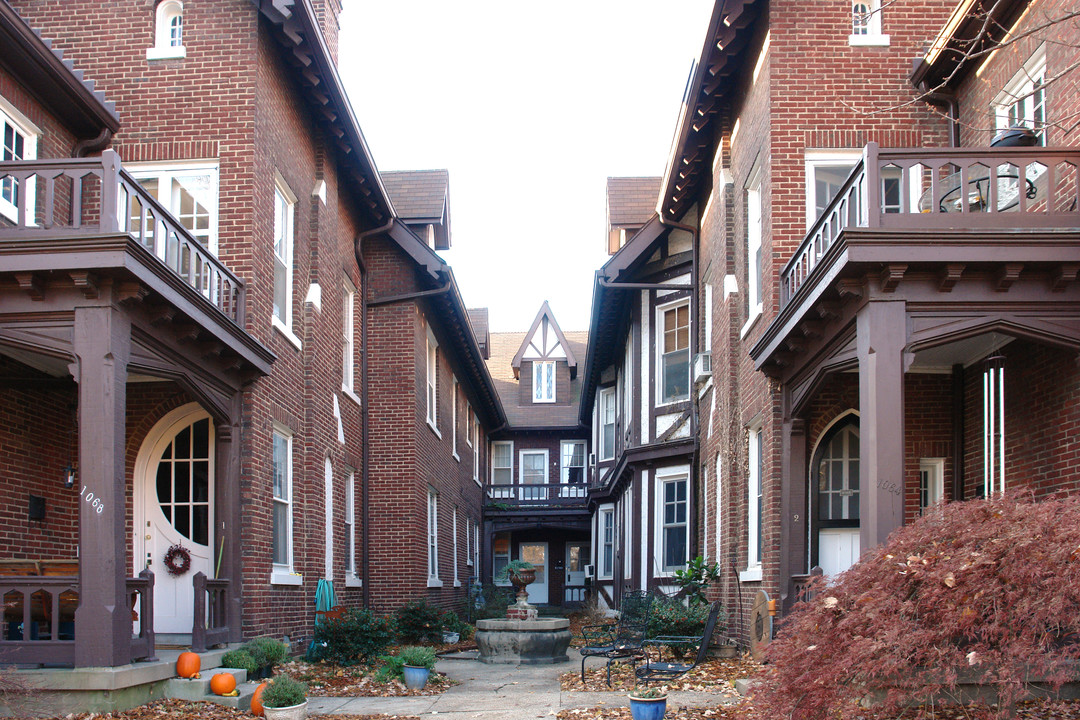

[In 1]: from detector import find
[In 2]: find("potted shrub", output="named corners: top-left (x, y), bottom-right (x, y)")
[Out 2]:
top-left (399, 645), bottom-right (437, 690)
top-left (246, 636), bottom-right (289, 678)
top-left (259, 675), bottom-right (307, 720)
top-left (497, 559), bottom-right (536, 602)
top-left (629, 685), bottom-right (668, 720)
top-left (220, 648), bottom-right (258, 680)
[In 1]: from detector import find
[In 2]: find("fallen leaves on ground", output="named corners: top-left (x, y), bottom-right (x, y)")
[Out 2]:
top-left (278, 659), bottom-right (453, 697)
top-left (20, 698), bottom-right (423, 720)
top-left (557, 705), bottom-right (749, 720)
top-left (560, 655), bottom-right (759, 698)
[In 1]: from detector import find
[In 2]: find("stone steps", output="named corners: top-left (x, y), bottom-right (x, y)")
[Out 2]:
top-left (163, 662), bottom-right (259, 711)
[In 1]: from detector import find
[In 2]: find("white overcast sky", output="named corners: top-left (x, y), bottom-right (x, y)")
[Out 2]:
top-left (338, 1), bottom-right (714, 332)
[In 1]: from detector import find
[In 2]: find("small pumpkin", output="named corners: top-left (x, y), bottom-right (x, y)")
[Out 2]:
top-left (250, 681), bottom-right (269, 716)
top-left (209, 672), bottom-right (236, 696)
top-left (176, 650), bottom-right (200, 679)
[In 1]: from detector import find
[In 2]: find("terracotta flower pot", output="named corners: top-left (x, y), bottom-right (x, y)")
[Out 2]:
top-left (509, 569), bottom-right (536, 600)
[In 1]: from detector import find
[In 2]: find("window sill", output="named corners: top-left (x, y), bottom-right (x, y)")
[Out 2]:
top-left (453, 579), bottom-right (462, 588)
top-left (473, 476), bottom-right (481, 487)
top-left (146, 45), bottom-right (186, 60)
top-left (427, 577), bottom-right (444, 588)
top-left (345, 574), bottom-right (363, 588)
top-left (848, 34), bottom-right (890, 46)
top-left (273, 317), bottom-right (303, 350)
top-left (271, 570), bottom-right (304, 586)
top-left (427, 419), bottom-right (442, 439)
top-left (739, 566), bottom-right (762, 583)
top-left (453, 452), bottom-right (460, 462)
top-left (342, 387), bottom-right (361, 407)
top-left (533, 398), bottom-right (556, 404)
top-left (739, 304), bottom-right (762, 339)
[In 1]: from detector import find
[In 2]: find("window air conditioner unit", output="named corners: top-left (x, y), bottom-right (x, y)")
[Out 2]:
top-left (584, 564), bottom-right (595, 579)
top-left (693, 351), bottom-right (712, 383)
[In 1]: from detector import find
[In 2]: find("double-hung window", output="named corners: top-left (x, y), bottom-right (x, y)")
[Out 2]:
top-left (560, 440), bottom-right (586, 485)
top-left (472, 416), bottom-right (480, 483)
top-left (342, 279), bottom-right (356, 395)
top-left (599, 388), bottom-right (616, 461)
top-left (658, 301), bottom-right (690, 403)
top-left (345, 469), bottom-right (359, 585)
top-left (743, 426), bottom-right (764, 581)
top-left (271, 426), bottom-right (299, 584)
top-left (426, 331), bottom-right (439, 432)
top-left (427, 489), bottom-right (441, 586)
top-left (493, 533), bottom-right (510, 584)
top-left (126, 162), bottom-right (219, 255)
top-left (491, 441), bottom-right (513, 498)
top-left (659, 473), bottom-right (689, 573)
top-left (995, 46), bottom-right (1047, 146)
top-left (533, 360), bottom-right (555, 403)
top-left (0, 100), bottom-right (38, 225)
top-left (451, 377), bottom-right (459, 459)
top-left (273, 178), bottom-right (296, 334)
top-left (598, 507), bottom-right (615, 579)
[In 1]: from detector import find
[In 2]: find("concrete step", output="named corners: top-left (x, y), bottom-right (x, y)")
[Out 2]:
top-left (164, 667), bottom-right (248, 701)
top-left (203, 680), bottom-right (261, 711)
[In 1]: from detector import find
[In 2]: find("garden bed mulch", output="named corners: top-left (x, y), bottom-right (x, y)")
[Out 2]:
top-left (22, 698), bottom-right (420, 719)
top-left (278, 659), bottom-right (453, 696)
top-left (560, 656), bottom-right (759, 697)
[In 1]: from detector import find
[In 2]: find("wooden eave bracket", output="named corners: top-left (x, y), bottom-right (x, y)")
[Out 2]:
top-left (880, 264), bottom-right (907, 293)
top-left (14, 272), bottom-right (45, 301)
top-left (816, 301), bottom-right (841, 320)
top-left (835, 278), bottom-right (864, 300)
top-left (1052, 264), bottom-right (1080, 292)
top-left (799, 320), bottom-right (824, 339)
top-left (69, 270), bottom-right (99, 299)
top-left (939, 263), bottom-right (965, 293)
top-left (996, 263), bottom-right (1023, 292)
top-left (117, 281), bottom-right (148, 305)
top-left (149, 305), bottom-right (177, 326)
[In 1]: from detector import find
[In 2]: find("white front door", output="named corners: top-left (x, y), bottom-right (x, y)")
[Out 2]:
top-left (135, 406), bottom-right (215, 634)
top-left (519, 542), bottom-right (548, 604)
top-left (565, 543), bottom-right (588, 586)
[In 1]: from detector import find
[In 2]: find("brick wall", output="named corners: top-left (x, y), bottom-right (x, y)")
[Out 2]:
top-left (0, 65), bottom-right (78, 160)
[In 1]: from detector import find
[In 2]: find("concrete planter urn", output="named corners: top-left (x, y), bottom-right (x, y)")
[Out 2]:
top-left (508, 568), bottom-right (535, 601)
top-left (402, 664), bottom-right (430, 690)
top-left (263, 701), bottom-right (307, 720)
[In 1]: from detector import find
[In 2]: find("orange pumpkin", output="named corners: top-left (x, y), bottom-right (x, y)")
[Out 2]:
top-left (250, 681), bottom-right (269, 716)
top-left (176, 651), bottom-right (200, 678)
top-left (209, 672), bottom-right (236, 696)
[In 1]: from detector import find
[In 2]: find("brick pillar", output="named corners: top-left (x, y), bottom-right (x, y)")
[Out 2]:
top-left (857, 299), bottom-right (907, 552)
top-left (73, 305), bottom-right (131, 668)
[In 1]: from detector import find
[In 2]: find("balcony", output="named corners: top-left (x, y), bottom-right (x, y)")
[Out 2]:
top-left (484, 481), bottom-right (589, 509)
top-left (781, 143), bottom-right (1080, 308)
top-left (0, 151), bottom-right (244, 323)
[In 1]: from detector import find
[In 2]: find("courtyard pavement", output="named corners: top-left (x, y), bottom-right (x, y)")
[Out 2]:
top-left (307, 655), bottom-right (738, 719)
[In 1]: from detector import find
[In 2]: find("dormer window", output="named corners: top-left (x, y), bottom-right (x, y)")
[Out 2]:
top-left (533, 361), bottom-right (555, 403)
top-left (148, 1), bottom-right (186, 60)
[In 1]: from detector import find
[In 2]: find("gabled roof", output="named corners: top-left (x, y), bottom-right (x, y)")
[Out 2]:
top-left (380, 170), bottom-right (452, 250)
top-left (0, 0), bottom-right (119, 152)
top-left (486, 330), bottom-right (588, 430)
top-left (511, 301), bottom-right (578, 380)
top-left (659, 0), bottom-right (764, 220)
top-left (252, 0), bottom-right (393, 224)
top-left (607, 177), bottom-right (662, 228)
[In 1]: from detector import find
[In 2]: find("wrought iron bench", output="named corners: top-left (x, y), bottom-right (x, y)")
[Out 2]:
top-left (579, 590), bottom-right (654, 687)
top-left (634, 601), bottom-right (724, 685)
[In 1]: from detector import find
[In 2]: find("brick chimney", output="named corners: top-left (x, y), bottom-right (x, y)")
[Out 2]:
top-left (310, 0), bottom-right (343, 65)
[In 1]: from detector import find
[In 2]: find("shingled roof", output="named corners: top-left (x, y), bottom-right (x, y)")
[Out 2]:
top-left (381, 170), bottom-right (451, 250)
top-left (607, 176), bottom-right (662, 228)
top-left (486, 330), bottom-right (588, 429)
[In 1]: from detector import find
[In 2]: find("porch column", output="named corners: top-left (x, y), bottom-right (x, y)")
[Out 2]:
top-left (856, 299), bottom-right (907, 552)
top-left (215, 412), bottom-right (243, 643)
top-left (779, 414), bottom-right (806, 612)
top-left (72, 305), bottom-right (131, 668)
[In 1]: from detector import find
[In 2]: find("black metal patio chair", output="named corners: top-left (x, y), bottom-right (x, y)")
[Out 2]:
top-left (634, 600), bottom-right (724, 685)
top-left (579, 590), bottom-right (654, 687)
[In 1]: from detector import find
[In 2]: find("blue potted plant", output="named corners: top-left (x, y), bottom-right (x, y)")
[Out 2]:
top-left (629, 684), bottom-right (667, 720)
top-left (398, 645), bottom-right (437, 690)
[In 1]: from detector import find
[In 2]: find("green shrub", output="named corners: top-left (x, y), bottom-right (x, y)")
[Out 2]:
top-left (438, 609), bottom-right (472, 639)
top-left (245, 636), bottom-right (288, 666)
top-left (647, 596), bottom-right (720, 639)
top-left (374, 654), bottom-right (406, 682)
top-left (220, 649), bottom-right (257, 676)
top-left (672, 556), bottom-right (720, 605)
top-left (395, 600), bottom-right (443, 644)
top-left (259, 675), bottom-right (306, 708)
top-left (308, 607), bottom-right (395, 666)
top-left (398, 645), bottom-right (437, 669)
top-left (473, 584), bottom-right (513, 620)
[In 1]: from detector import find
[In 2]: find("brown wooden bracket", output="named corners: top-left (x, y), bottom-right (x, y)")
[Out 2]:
top-left (175, 322), bottom-right (201, 344)
top-left (117, 281), bottom-right (148, 305)
top-left (799, 320), bottom-right (825, 339)
top-left (773, 351), bottom-right (795, 367)
top-left (836, 278), bottom-right (864, 299)
top-left (14, 272), bottom-right (45, 301)
top-left (816, 301), bottom-right (841, 320)
top-left (996, 263), bottom-right (1024, 292)
top-left (938, 264), bottom-right (965, 293)
top-left (880, 264), bottom-right (907, 293)
top-left (69, 271), bottom-right (99, 299)
top-left (1052, 264), bottom-right (1080, 292)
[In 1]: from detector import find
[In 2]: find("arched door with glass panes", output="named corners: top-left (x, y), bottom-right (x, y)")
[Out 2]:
top-left (812, 418), bottom-right (860, 577)
top-left (135, 406), bottom-right (214, 634)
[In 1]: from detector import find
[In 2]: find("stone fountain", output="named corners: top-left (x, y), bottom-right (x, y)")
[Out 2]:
top-left (475, 565), bottom-right (571, 665)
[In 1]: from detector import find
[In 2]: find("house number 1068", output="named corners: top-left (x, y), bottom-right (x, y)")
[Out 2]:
top-left (80, 486), bottom-right (105, 514)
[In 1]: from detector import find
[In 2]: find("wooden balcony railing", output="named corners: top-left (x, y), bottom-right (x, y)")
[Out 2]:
top-left (485, 482), bottom-right (589, 506)
top-left (781, 143), bottom-right (1080, 307)
top-left (191, 572), bottom-right (228, 653)
top-left (0, 150), bottom-right (245, 323)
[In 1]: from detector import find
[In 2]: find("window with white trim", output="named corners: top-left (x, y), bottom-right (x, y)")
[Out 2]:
top-left (426, 330), bottom-right (439, 431)
top-left (474, 522), bottom-right (480, 569)
top-left (598, 506), bottom-right (615, 579)
top-left (850, 0), bottom-right (888, 46)
top-left (127, 162), bottom-right (219, 252)
top-left (466, 405), bottom-right (474, 446)
top-left (0, 100), bottom-right (38, 225)
top-left (451, 376), bottom-right (459, 458)
top-left (599, 387), bottom-right (616, 461)
top-left (746, 174), bottom-right (763, 323)
top-left (345, 469), bottom-right (357, 578)
top-left (995, 46), bottom-right (1047, 146)
top-left (493, 533), bottom-right (510, 584)
top-left (519, 449), bottom-right (548, 501)
top-left (452, 507), bottom-right (459, 585)
top-left (273, 178), bottom-right (296, 328)
top-left (272, 426), bottom-right (294, 576)
top-left (342, 279), bottom-right (356, 393)
top-left (560, 440), bottom-right (586, 485)
top-left (623, 485), bottom-right (633, 579)
top-left (747, 426), bottom-right (763, 572)
top-left (658, 300), bottom-right (690, 404)
top-left (659, 473), bottom-right (689, 573)
top-left (147, 0), bottom-right (186, 60)
top-left (472, 417), bottom-right (480, 482)
top-left (805, 151), bottom-right (861, 228)
top-left (427, 488), bottom-right (440, 585)
top-left (533, 360), bottom-right (555, 403)
top-left (919, 458), bottom-right (944, 514)
top-left (465, 516), bottom-right (473, 566)
top-left (492, 440), bottom-right (513, 492)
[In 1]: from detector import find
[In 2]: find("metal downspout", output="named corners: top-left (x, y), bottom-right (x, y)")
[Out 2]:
top-left (922, 91), bottom-right (961, 147)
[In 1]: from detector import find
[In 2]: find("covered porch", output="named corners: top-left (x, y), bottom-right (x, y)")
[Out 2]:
top-left (0, 151), bottom-right (273, 667)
